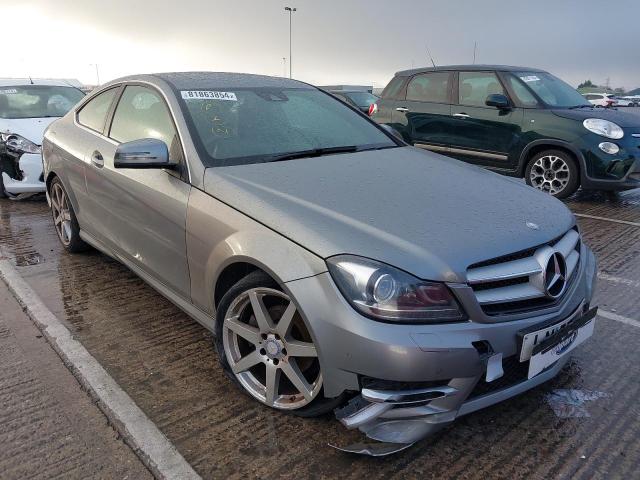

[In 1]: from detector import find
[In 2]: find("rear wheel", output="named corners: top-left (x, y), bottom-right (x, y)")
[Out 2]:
top-left (215, 270), bottom-right (342, 417)
top-left (49, 177), bottom-right (89, 252)
top-left (525, 149), bottom-right (579, 199)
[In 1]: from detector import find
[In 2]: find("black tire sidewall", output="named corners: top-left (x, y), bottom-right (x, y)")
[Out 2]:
top-left (525, 150), bottom-right (579, 199)
top-left (0, 173), bottom-right (7, 198)
top-left (214, 270), bottom-right (343, 417)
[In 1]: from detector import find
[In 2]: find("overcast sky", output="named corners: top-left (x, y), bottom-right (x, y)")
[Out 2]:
top-left (3, 0), bottom-right (639, 90)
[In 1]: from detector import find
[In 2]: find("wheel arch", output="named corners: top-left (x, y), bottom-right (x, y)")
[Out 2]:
top-left (518, 140), bottom-right (586, 180)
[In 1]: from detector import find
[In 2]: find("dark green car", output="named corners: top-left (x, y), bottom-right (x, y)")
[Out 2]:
top-left (372, 65), bottom-right (640, 198)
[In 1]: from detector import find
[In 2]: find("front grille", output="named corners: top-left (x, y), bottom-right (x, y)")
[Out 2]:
top-left (466, 228), bottom-right (581, 316)
top-left (468, 356), bottom-right (529, 399)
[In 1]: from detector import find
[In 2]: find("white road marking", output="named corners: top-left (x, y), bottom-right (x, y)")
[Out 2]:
top-left (597, 272), bottom-right (640, 289)
top-left (598, 309), bottom-right (640, 329)
top-left (574, 213), bottom-right (640, 228)
top-left (0, 259), bottom-right (201, 480)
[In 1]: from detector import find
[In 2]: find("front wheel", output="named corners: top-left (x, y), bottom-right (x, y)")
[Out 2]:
top-left (215, 271), bottom-right (342, 417)
top-left (0, 174), bottom-right (7, 198)
top-left (525, 150), bottom-right (579, 199)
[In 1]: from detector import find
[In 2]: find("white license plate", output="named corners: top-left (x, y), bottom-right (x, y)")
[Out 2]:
top-left (527, 311), bottom-right (596, 379)
top-left (519, 306), bottom-right (584, 362)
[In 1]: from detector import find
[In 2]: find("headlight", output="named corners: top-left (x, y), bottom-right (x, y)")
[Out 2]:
top-left (583, 119), bottom-right (624, 139)
top-left (0, 133), bottom-right (42, 154)
top-left (326, 255), bottom-right (466, 323)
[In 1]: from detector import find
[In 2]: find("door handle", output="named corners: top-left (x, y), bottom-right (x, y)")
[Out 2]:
top-left (91, 150), bottom-right (104, 168)
top-left (395, 107), bottom-right (409, 112)
top-left (453, 113), bottom-right (470, 119)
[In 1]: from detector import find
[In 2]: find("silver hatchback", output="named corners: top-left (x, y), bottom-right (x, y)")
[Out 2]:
top-left (42, 72), bottom-right (597, 453)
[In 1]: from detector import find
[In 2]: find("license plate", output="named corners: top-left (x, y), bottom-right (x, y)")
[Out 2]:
top-left (518, 305), bottom-right (584, 362)
top-left (527, 308), bottom-right (597, 379)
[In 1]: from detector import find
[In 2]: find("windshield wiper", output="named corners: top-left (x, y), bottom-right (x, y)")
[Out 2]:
top-left (266, 145), bottom-right (359, 162)
top-left (568, 104), bottom-right (593, 109)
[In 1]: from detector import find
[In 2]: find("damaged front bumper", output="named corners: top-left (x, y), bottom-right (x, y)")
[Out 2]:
top-left (333, 354), bottom-right (568, 454)
top-left (284, 245), bottom-right (597, 455)
top-left (1, 152), bottom-right (46, 195)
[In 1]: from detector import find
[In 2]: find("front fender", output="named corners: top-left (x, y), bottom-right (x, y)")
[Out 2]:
top-left (186, 187), bottom-right (326, 315)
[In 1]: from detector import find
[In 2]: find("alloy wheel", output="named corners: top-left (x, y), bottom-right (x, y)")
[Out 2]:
top-left (222, 287), bottom-right (322, 410)
top-left (529, 155), bottom-right (571, 195)
top-left (51, 183), bottom-right (72, 246)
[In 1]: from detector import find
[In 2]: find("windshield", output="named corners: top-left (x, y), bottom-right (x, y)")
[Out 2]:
top-left (0, 85), bottom-right (85, 119)
top-left (343, 92), bottom-right (378, 107)
top-left (510, 72), bottom-right (590, 108)
top-left (179, 87), bottom-right (395, 167)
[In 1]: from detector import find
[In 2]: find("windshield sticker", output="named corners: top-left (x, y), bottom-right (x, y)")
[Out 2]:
top-left (181, 90), bottom-right (237, 101)
top-left (0, 89), bottom-right (18, 94)
top-left (520, 75), bottom-right (540, 83)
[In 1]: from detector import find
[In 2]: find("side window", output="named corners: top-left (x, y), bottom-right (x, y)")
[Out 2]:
top-left (77, 88), bottom-right (118, 132)
top-left (505, 75), bottom-right (539, 107)
top-left (109, 85), bottom-right (182, 162)
top-left (406, 73), bottom-right (450, 103)
top-left (459, 71), bottom-right (506, 107)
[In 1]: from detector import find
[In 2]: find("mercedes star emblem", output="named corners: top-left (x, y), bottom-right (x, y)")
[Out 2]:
top-left (543, 251), bottom-right (567, 298)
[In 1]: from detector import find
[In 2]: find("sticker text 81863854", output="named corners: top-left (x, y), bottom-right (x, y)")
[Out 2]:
top-left (180, 91), bottom-right (237, 101)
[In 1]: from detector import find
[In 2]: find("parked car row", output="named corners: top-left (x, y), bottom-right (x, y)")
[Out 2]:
top-left (370, 65), bottom-right (640, 198)
top-left (0, 79), bottom-right (84, 198)
top-left (38, 71), bottom-right (599, 452)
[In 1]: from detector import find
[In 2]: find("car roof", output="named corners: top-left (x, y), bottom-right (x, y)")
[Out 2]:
top-left (106, 72), bottom-right (314, 91)
top-left (0, 78), bottom-right (82, 88)
top-left (394, 65), bottom-right (546, 77)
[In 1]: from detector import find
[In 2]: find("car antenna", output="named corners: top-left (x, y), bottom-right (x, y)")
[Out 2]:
top-left (29, 76), bottom-right (34, 85)
top-left (473, 41), bottom-right (477, 64)
top-left (426, 44), bottom-right (437, 68)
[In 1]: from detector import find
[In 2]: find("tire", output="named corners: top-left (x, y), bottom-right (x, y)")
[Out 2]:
top-left (525, 149), bottom-right (579, 199)
top-left (0, 173), bottom-right (7, 198)
top-left (214, 270), bottom-right (343, 417)
top-left (49, 177), bottom-right (89, 253)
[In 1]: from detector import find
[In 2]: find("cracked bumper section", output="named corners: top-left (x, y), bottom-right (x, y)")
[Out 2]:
top-left (1, 153), bottom-right (46, 195)
top-left (285, 247), bottom-right (596, 446)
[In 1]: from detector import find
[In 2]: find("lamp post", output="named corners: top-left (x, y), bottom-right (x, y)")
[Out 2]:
top-left (284, 6), bottom-right (296, 78)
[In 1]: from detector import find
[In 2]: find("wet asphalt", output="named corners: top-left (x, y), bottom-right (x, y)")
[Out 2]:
top-left (0, 186), bottom-right (638, 479)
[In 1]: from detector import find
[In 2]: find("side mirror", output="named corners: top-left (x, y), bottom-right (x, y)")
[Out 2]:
top-left (485, 94), bottom-right (511, 110)
top-left (379, 124), bottom-right (405, 142)
top-left (114, 138), bottom-right (175, 169)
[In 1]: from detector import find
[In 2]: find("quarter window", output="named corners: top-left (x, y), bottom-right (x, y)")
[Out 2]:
top-left (459, 72), bottom-right (506, 107)
top-left (77, 88), bottom-right (118, 132)
top-left (505, 75), bottom-right (539, 107)
top-left (109, 85), bottom-right (182, 162)
top-left (381, 77), bottom-right (405, 100)
top-left (406, 73), bottom-right (450, 103)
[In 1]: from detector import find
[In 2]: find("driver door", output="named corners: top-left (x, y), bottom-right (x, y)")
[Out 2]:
top-left (87, 84), bottom-right (192, 298)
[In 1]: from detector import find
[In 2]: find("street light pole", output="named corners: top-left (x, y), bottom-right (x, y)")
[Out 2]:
top-left (284, 6), bottom-right (296, 78)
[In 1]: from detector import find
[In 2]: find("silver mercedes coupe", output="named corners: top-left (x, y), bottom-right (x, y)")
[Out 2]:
top-left (42, 72), bottom-right (597, 452)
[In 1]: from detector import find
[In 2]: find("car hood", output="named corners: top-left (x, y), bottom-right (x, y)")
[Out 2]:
top-left (552, 107), bottom-right (640, 127)
top-left (0, 117), bottom-right (58, 144)
top-left (203, 147), bottom-right (574, 282)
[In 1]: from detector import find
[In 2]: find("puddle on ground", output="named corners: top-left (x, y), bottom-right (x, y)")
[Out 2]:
top-left (545, 389), bottom-right (611, 418)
